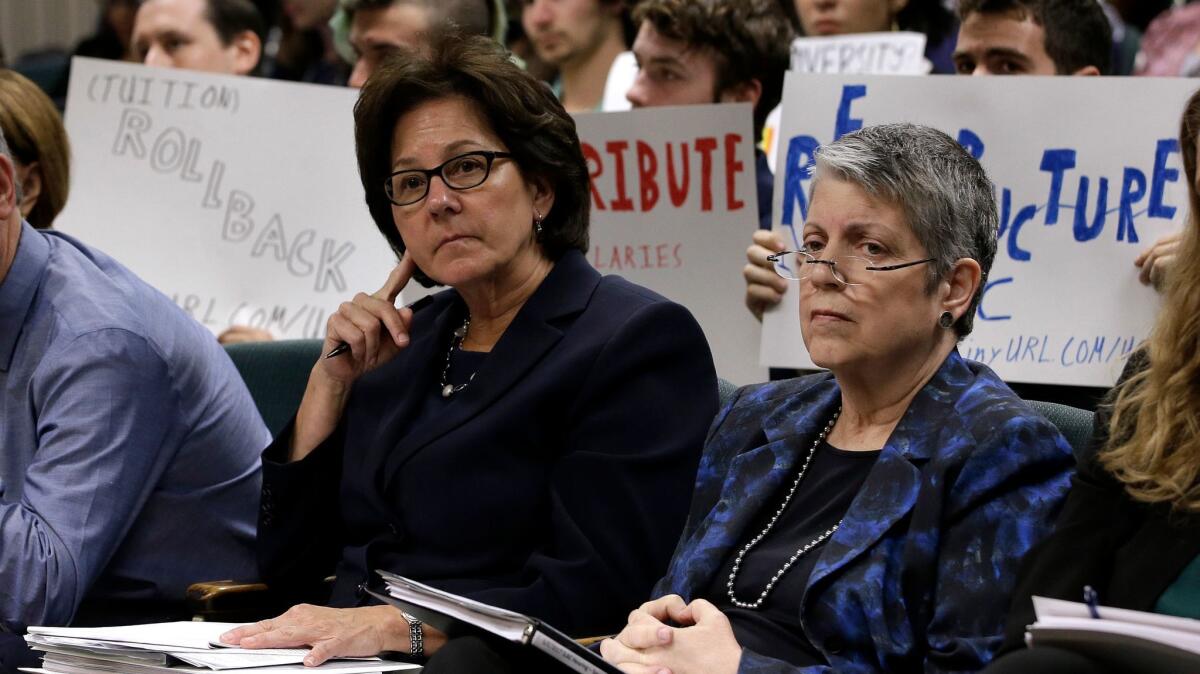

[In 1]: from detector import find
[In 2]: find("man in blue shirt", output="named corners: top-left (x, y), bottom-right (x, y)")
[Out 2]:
top-left (0, 127), bottom-right (269, 629)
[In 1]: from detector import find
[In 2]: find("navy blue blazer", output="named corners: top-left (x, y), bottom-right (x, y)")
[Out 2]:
top-left (258, 250), bottom-right (718, 637)
top-left (655, 351), bottom-right (1074, 673)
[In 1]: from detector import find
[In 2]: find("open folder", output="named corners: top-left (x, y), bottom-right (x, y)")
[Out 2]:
top-left (1027, 596), bottom-right (1200, 674)
top-left (373, 570), bottom-right (621, 674)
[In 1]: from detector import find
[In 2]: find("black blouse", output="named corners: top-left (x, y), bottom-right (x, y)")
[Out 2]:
top-left (706, 441), bottom-right (880, 667)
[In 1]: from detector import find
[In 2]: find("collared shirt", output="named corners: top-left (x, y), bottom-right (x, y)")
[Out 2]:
top-left (0, 222), bottom-right (268, 627)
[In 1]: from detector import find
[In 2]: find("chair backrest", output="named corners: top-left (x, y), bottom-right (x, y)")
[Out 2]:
top-left (223, 339), bottom-right (323, 436)
top-left (1026, 399), bottom-right (1095, 461)
top-left (717, 378), bottom-right (739, 409)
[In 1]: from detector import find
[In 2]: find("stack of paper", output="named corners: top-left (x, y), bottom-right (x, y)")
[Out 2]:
top-left (21, 621), bottom-right (420, 673)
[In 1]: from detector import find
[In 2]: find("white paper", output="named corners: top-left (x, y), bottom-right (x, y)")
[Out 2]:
top-left (789, 32), bottom-right (927, 75)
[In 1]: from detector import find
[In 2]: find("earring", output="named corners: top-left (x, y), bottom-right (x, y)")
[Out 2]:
top-left (533, 209), bottom-right (544, 238)
top-left (938, 311), bottom-right (954, 329)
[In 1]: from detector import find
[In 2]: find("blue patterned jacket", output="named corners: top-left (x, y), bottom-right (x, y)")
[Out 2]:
top-left (654, 351), bottom-right (1073, 673)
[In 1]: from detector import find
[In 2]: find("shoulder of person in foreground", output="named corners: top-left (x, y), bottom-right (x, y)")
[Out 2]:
top-left (935, 357), bottom-right (1074, 500)
top-left (36, 228), bottom-right (268, 442)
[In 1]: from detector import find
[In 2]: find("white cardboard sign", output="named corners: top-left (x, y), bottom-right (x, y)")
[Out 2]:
top-left (58, 58), bottom-right (398, 339)
top-left (763, 73), bottom-right (1196, 387)
top-left (575, 104), bottom-right (764, 384)
top-left (790, 32), bottom-right (928, 75)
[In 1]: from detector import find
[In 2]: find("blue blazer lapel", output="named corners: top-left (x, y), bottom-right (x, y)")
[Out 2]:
top-left (662, 387), bottom-right (842, 599)
top-left (806, 351), bottom-right (976, 594)
top-left (379, 251), bottom-right (600, 489)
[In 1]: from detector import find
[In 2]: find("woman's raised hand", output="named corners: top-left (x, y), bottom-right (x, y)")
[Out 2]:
top-left (289, 253), bottom-right (419, 462)
top-left (318, 252), bottom-right (418, 386)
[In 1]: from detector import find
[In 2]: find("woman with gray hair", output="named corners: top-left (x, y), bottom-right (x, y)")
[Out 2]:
top-left (594, 123), bottom-right (1076, 673)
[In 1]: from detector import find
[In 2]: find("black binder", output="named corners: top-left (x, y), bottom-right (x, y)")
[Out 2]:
top-left (370, 571), bottom-right (621, 674)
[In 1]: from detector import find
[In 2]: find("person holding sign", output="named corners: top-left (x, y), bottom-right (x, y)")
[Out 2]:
top-left (219, 31), bottom-right (717, 665)
top-left (625, 0), bottom-right (793, 232)
top-left (598, 124), bottom-right (1073, 673)
top-left (746, 0), bottom-right (1122, 391)
top-left (983, 87), bottom-right (1200, 674)
top-left (131, 0), bottom-right (265, 76)
top-left (785, 0), bottom-right (958, 73)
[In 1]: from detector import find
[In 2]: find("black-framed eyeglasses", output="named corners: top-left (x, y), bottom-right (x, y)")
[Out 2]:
top-left (766, 250), bottom-right (934, 286)
top-left (384, 151), bottom-right (514, 206)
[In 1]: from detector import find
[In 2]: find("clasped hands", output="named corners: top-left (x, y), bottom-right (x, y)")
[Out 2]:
top-left (600, 595), bottom-right (741, 674)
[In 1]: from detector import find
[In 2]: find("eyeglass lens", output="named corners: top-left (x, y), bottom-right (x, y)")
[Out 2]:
top-left (772, 251), bottom-right (872, 285)
top-left (387, 153), bottom-right (493, 206)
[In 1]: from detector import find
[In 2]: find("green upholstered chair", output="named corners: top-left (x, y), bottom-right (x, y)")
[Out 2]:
top-left (222, 339), bottom-right (323, 437)
top-left (1026, 399), bottom-right (1095, 461)
top-left (718, 378), bottom-right (740, 409)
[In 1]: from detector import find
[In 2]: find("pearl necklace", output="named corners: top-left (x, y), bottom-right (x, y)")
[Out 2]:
top-left (439, 317), bottom-right (475, 398)
top-left (726, 407), bottom-right (842, 610)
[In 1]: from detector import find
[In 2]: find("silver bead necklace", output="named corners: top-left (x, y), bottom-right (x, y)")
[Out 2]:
top-left (725, 407), bottom-right (842, 610)
top-left (439, 317), bottom-right (475, 398)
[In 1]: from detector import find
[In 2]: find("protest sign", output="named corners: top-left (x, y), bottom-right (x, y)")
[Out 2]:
top-left (790, 32), bottom-right (927, 74)
top-left (58, 57), bottom-right (401, 340)
top-left (764, 32), bottom-right (927, 172)
top-left (575, 104), bottom-right (764, 383)
top-left (762, 73), bottom-right (1195, 387)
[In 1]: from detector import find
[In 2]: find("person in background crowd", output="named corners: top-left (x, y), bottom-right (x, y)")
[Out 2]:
top-left (74, 0), bottom-right (140, 62)
top-left (984, 86), bottom-right (1200, 674)
top-left (0, 122), bottom-right (268, 628)
top-left (331, 0), bottom-right (502, 89)
top-left (782, 0), bottom-right (959, 74)
top-left (1107, 0), bottom-right (1172, 33)
top-left (1135, 2), bottom-right (1200, 79)
top-left (265, 0), bottom-right (350, 84)
top-left (131, 0), bottom-right (265, 75)
top-left (133, 0), bottom-right (269, 343)
top-left (0, 70), bottom-right (69, 229)
top-left (952, 0), bottom-right (1109, 76)
top-left (625, 0), bottom-right (792, 231)
top-left (218, 30), bottom-right (716, 665)
top-left (521, 0), bottom-right (631, 112)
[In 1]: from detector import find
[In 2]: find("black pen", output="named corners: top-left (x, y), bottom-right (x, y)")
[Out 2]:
top-left (324, 295), bottom-right (434, 359)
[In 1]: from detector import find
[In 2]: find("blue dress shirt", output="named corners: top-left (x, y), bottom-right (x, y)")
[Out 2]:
top-left (0, 222), bottom-right (268, 627)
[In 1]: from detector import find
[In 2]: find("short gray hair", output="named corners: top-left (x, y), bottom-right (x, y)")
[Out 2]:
top-left (0, 126), bottom-right (21, 206)
top-left (812, 123), bottom-right (997, 337)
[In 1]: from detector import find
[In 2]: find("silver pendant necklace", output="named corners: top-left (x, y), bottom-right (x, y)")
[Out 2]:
top-left (439, 316), bottom-right (476, 398)
top-left (726, 407), bottom-right (842, 610)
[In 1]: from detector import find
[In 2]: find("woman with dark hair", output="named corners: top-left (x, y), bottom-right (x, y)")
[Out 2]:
top-left (983, 88), bottom-right (1200, 674)
top-left (220, 30), bottom-right (717, 664)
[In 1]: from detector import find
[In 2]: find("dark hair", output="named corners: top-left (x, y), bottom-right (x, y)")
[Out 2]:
top-left (957, 0), bottom-right (1112, 75)
top-left (204, 0), bottom-right (267, 45)
top-left (343, 0), bottom-right (496, 38)
top-left (354, 29), bottom-right (590, 286)
top-left (633, 0), bottom-right (793, 139)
